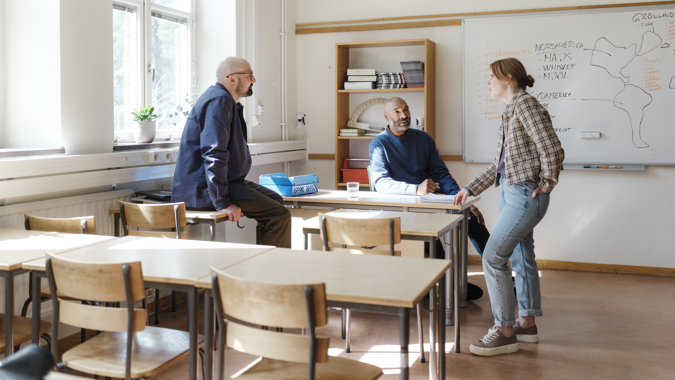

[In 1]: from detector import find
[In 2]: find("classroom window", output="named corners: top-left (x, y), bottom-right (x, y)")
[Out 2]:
top-left (113, 0), bottom-right (194, 141)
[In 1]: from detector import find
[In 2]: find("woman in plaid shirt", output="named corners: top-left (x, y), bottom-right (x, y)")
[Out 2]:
top-left (454, 58), bottom-right (564, 357)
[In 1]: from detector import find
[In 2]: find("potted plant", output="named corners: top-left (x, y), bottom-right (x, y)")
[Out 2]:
top-left (131, 106), bottom-right (159, 143)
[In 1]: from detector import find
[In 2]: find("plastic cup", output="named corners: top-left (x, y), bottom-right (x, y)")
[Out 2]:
top-left (346, 182), bottom-right (359, 199)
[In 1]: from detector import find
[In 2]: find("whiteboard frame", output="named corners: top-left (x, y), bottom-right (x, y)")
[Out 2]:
top-left (461, 4), bottom-right (675, 165)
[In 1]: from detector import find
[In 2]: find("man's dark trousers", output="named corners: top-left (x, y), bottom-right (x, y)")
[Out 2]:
top-left (188, 180), bottom-right (291, 248)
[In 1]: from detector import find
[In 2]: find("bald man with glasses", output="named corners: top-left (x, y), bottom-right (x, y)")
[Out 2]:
top-left (172, 57), bottom-right (291, 248)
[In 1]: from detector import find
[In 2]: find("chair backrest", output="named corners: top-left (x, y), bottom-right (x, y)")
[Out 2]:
top-left (319, 213), bottom-right (401, 256)
top-left (366, 164), bottom-right (376, 192)
top-left (118, 201), bottom-right (187, 239)
top-left (24, 214), bottom-right (97, 235)
top-left (211, 267), bottom-right (329, 379)
top-left (46, 252), bottom-right (147, 380)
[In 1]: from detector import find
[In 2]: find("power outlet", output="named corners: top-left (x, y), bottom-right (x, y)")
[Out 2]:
top-left (148, 150), bottom-right (172, 164)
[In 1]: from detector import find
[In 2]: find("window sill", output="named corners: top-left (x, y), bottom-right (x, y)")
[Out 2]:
top-left (113, 141), bottom-right (180, 152)
top-left (0, 148), bottom-right (65, 159)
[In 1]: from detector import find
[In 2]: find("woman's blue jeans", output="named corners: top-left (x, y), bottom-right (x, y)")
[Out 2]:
top-left (483, 176), bottom-right (549, 326)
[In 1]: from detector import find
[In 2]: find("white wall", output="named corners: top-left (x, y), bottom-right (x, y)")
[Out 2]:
top-left (2, 0), bottom-right (113, 153)
top-left (60, 0), bottom-right (113, 154)
top-left (293, 0), bottom-right (675, 268)
top-left (2, 0), bottom-right (62, 149)
top-left (195, 0), bottom-right (236, 95)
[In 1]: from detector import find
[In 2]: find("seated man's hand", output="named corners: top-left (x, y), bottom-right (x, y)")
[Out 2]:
top-left (468, 205), bottom-right (485, 224)
top-left (416, 179), bottom-right (440, 196)
top-left (453, 188), bottom-right (470, 205)
top-left (218, 204), bottom-right (243, 222)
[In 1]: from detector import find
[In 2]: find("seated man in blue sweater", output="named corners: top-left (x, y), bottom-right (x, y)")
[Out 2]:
top-left (369, 97), bottom-right (491, 300)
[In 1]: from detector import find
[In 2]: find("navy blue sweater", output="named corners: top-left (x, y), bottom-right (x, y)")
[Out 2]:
top-left (368, 129), bottom-right (460, 195)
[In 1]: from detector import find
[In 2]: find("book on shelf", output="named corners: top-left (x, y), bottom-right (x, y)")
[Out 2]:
top-left (347, 121), bottom-right (385, 132)
top-left (344, 81), bottom-right (375, 90)
top-left (400, 61), bottom-right (425, 88)
top-left (365, 132), bottom-right (380, 136)
top-left (375, 72), bottom-right (406, 89)
top-left (339, 128), bottom-right (366, 136)
top-left (347, 75), bottom-right (377, 82)
top-left (347, 68), bottom-right (376, 76)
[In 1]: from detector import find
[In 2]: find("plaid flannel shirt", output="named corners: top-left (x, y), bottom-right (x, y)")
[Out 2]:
top-left (466, 89), bottom-right (564, 196)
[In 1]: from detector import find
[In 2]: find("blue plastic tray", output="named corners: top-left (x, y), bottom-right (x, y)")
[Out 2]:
top-left (259, 173), bottom-right (319, 196)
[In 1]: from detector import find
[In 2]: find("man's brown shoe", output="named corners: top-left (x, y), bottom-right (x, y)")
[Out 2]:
top-left (470, 326), bottom-right (519, 357)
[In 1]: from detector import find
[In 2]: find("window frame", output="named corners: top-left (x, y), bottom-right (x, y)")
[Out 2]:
top-left (113, 0), bottom-right (195, 142)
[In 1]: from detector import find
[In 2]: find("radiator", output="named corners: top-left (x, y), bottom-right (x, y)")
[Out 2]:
top-left (0, 189), bottom-right (135, 315)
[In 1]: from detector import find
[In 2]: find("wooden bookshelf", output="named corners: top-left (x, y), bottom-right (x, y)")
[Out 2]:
top-left (334, 38), bottom-right (435, 189)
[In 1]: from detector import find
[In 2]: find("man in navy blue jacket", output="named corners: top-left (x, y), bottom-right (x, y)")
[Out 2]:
top-left (369, 97), bottom-right (491, 299)
top-left (171, 57), bottom-right (291, 248)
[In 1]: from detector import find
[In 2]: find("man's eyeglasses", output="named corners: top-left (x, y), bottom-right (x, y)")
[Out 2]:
top-left (227, 72), bottom-right (255, 79)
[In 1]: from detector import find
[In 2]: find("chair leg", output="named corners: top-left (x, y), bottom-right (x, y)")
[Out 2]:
top-left (417, 303), bottom-right (425, 363)
top-left (41, 333), bottom-right (52, 352)
top-left (199, 347), bottom-right (206, 380)
top-left (341, 308), bottom-right (346, 339)
top-left (172, 291), bottom-right (177, 312)
top-left (20, 297), bottom-right (32, 318)
top-left (345, 308), bottom-right (351, 353)
top-left (155, 289), bottom-right (160, 325)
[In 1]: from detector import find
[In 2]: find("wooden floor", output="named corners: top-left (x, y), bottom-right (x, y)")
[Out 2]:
top-left (53, 264), bottom-right (675, 379)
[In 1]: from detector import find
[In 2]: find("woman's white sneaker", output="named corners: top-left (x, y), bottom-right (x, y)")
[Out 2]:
top-left (514, 322), bottom-right (539, 343)
top-left (470, 326), bottom-right (519, 357)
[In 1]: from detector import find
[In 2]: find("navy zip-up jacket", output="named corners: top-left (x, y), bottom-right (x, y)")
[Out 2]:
top-left (171, 83), bottom-right (252, 210)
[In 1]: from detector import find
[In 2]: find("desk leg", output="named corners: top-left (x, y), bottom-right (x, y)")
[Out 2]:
top-left (429, 284), bottom-right (437, 380)
top-left (114, 213), bottom-right (120, 237)
top-left (399, 308), bottom-right (410, 380)
top-left (31, 272), bottom-right (42, 344)
top-left (3, 271), bottom-right (15, 356)
top-left (303, 230), bottom-right (309, 250)
top-left (204, 289), bottom-right (214, 380)
top-left (188, 287), bottom-right (198, 380)
top-left (453, 227), bottom-right (460, 353)
top-left (439, 273), bottom-right (446, 379)
top-left (210, 220), bottom-right (217, 242)
top-left (444, 232), bottom-right (454, 327)
top-left (460, 210), bottom-right (469, 308)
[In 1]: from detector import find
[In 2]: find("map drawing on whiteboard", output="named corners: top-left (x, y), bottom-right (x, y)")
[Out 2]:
top-left (463, 8), bottom-right (675, 165)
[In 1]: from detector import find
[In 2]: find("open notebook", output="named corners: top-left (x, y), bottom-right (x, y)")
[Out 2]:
top-left (419, 193), bottom-right (455, 203)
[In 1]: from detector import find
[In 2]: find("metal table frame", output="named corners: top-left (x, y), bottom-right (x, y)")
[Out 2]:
top-left (286, 198), bottom-right (471, 328)
top-left (301, 220), bottom-right (462, 353)
top-left (30, 272), bottom-right (201, 380)
top-left (1, 268), bottom-right (28, 356)
top-left (202, 272), bottom-right (448, 380)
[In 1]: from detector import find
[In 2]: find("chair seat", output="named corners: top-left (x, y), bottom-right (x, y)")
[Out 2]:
top-left (40, 285), bottom-right (52, 298)
top-left (235, 356), bottom-right (383, 380)
top-left (0, 314), bottom-right (51, 354)
top-left (62, 326), bottom-right (203, 379)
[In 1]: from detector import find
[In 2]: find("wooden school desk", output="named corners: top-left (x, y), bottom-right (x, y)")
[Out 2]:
top-left (283, 190), bottom-right (480, 325)
top-left (196, 248), bottom-right (452, 380)
top-left (0, 228), bottom-right (114, 356)
top-left (22, 236), bottom-right (274, 380)
top-left (300, 209), bottom-right (465, 352)
top-left (109, 208), bottom-right (229, 241)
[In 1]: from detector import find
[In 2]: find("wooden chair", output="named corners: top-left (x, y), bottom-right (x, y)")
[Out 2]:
top-left (22, 214), bottom-right (98, 346)
top-left (318, 212), bottom-right (426, 362)
top-left (118, 201), bottom-right (187, 324)
top-left (210, 268), bottom-right (383, 380)
top-left (45, 252), bottom-right (202, 380)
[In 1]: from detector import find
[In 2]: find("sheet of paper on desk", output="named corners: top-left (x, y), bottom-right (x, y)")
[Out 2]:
top-left (420, 194), bottom-right (455, 203)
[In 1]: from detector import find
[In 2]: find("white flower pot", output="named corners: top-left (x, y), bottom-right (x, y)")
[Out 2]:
top-left (132, 120), bottom-right (157, 143)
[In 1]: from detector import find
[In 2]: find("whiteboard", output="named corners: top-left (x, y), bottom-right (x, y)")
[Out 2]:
top-left (463, 7), bottom-right (675, 165)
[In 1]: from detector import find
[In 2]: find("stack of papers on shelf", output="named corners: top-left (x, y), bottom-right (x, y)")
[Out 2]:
top-left (340, 128), bottom-right (366, 137)
top-left (419, 193), bottom-right (455, 203)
